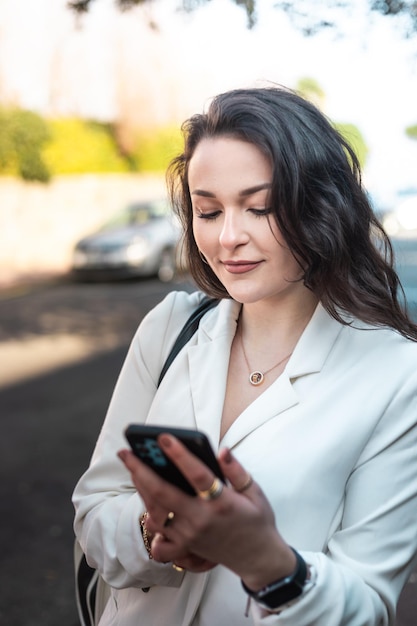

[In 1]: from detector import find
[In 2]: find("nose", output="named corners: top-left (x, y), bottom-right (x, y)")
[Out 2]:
top-left (219, 210), bottom-right (249, 250)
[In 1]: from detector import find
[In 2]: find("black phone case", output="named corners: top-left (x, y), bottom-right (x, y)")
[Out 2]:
top-left (124, 424), bottom-right (224, 496)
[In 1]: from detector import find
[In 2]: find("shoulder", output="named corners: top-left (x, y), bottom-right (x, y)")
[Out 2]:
top-left (129, 290), bottom-right (217, 384)
top-left (342, 317), bottom-right (417, 355)
top-left (335, 316), bottom-right (417, 391)
top-left (139, 290), bottom-right (211, 338)
top-left (302, 304), bottom-right (417, 381)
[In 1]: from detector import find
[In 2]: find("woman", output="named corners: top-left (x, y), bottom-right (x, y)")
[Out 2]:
top-left (73, 86), bottom-right (417, 625)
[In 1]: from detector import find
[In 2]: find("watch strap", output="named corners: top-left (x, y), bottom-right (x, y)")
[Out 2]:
top-left (241, 548), bottom-right (308, 610)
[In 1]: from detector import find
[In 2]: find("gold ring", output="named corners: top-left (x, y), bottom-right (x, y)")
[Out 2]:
top-left (198, 477), bottom-right (224, 501)
top-left (172, 563), bottom-right (184, 572)
top-left (163, 511), bottom-right (175, 528)
top-left (234, 473), bottom-right (253, 493)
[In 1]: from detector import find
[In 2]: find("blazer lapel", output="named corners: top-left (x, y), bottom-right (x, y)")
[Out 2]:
top-left (286, 302), bottom-right (344, 380)
top-left (222, 373), bottom-right (299, 449)
top-left (188, 300), bottom-right (343, 451)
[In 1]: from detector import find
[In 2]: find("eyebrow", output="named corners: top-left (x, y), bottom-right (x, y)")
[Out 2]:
top-left (191, 183), bottom-right (272, 198)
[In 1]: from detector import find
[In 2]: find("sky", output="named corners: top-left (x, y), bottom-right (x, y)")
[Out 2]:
top-left (0, 0), bottom-right (416, 196)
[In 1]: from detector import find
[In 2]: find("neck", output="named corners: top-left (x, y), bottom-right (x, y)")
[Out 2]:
top-left (238, 291), bottom-right (318, 346)
top-left (235, 294), bottom-right (317, 386)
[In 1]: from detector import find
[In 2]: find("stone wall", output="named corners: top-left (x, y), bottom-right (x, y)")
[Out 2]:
top-left (0, 173), bottom-right (166, 287)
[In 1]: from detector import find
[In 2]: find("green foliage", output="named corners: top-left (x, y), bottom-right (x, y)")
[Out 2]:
top-left (334, 122), bottom-right (369, 169)
top-left (296, 77), bottom-right (326, 111)
top-left (0, 112), bottom-right (15, 174)
top-left (406, 124), bottom-right (417, 140)
top-left (0, 108), bottom-right (51, 182)
top-left (297, 77), bottom-right (325, 101)
top-left (130, 126), bottom-right (184, 172)
top-left (42, 119), bottom-right (131, 174)
top-left (0, 107), bottom-right (186, 178)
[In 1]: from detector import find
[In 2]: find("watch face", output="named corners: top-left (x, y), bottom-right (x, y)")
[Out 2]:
top-left (257, 580), bottom-right (304, 609)
top-left (243, 548), bottom-right (308, 610)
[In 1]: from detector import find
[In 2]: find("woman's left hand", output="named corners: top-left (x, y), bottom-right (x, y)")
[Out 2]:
top-left (118, 433), bottom-right (293, 587)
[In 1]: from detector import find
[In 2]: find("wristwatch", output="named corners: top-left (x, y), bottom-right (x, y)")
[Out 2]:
top-left (241, 548), bottom-right (308, 610)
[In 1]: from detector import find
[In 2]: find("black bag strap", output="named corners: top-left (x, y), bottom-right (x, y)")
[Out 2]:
top-left (76, 550), bottom-right (99, 626)
top-left (157, 296), bottom-right (219, 387)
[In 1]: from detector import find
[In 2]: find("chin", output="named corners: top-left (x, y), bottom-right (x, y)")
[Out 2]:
top-left (225, 288), bottom-right (265, 305)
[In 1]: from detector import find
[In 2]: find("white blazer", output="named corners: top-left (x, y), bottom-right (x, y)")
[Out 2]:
top-left (73, 290), bottom-right (417, 626)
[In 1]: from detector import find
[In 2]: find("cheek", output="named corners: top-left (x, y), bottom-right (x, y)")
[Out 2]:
top-left (267, 225), bottom-right (303, 277)
top-left (280, 249), bottom-right (304, 280)
top-left (268, 219), bottom-right (286, 246)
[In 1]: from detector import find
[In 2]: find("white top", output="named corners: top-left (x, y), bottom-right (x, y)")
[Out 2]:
top-left (73, 290), bottom-right (417, 626)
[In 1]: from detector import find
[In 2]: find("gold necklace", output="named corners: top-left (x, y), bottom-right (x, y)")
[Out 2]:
top-left (239, 327), bottom-right (292, 386)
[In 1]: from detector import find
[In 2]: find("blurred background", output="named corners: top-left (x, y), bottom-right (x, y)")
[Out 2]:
top-left (0, 0), bottom-right (416, 624)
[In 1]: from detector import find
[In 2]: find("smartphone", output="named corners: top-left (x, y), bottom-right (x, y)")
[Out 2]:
top-left (124, 424), bottom-right (225, 496)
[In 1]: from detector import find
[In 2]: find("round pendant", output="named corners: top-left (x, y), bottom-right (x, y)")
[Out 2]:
top-left (249, 371), bottom-right (264, 386)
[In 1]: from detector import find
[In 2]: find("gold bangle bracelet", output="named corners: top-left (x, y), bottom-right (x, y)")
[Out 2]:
top-left (139, 511), bottom-right (153, 560)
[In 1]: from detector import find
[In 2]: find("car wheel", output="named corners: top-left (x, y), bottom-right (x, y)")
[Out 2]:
top-left (158, 248), bottom-right (176, 282)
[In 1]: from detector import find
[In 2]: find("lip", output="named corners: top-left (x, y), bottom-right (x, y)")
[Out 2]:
top-left (222, 260), bottom-right (262, 274)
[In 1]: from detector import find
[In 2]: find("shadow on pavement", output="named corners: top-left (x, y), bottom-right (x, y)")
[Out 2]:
top-left (0, 344), bottom-right (129, 626)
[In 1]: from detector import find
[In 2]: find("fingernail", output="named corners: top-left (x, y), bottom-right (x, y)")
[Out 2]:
top-left (118, 450), bottom-right (128, 462)
top-left (159, 434), bottom-right (173, 448)
top-left (223, 448), bottom-right (233, 464)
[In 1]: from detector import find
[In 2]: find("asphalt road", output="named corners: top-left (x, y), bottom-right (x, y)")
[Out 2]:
top-left (0, 276), bottom-right (196, 626)
top-left (0, 247), bottom-right (416, 625)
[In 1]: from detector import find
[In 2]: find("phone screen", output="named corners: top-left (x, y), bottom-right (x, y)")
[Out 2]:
top-left (124, 424), bottom-right (224, 496)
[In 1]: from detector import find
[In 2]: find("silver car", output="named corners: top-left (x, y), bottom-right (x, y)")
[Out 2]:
top-left (72, 199), bottom-right (182, 281)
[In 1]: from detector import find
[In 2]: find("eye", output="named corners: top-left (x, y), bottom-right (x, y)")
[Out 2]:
top-left (249, 207), bottom-right (272, 217)
top-left (195, 209), bottom-right (222, 220)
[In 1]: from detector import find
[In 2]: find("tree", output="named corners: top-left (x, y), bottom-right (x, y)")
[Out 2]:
top-left (296, 77), bottom-right (325, 109)
top-left (0, 109), bottom-right (51, 182)
top-left (406, 124), bottom-right (417, 140)
top-left (68, 0), bottom-right (417, 33)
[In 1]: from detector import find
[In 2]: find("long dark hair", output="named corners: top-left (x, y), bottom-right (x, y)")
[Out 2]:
top-left (167, 86), bottom-right (417, 341)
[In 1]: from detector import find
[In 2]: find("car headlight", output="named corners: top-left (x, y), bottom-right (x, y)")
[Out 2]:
top-left (125, 239), bottom-right (150, 264)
